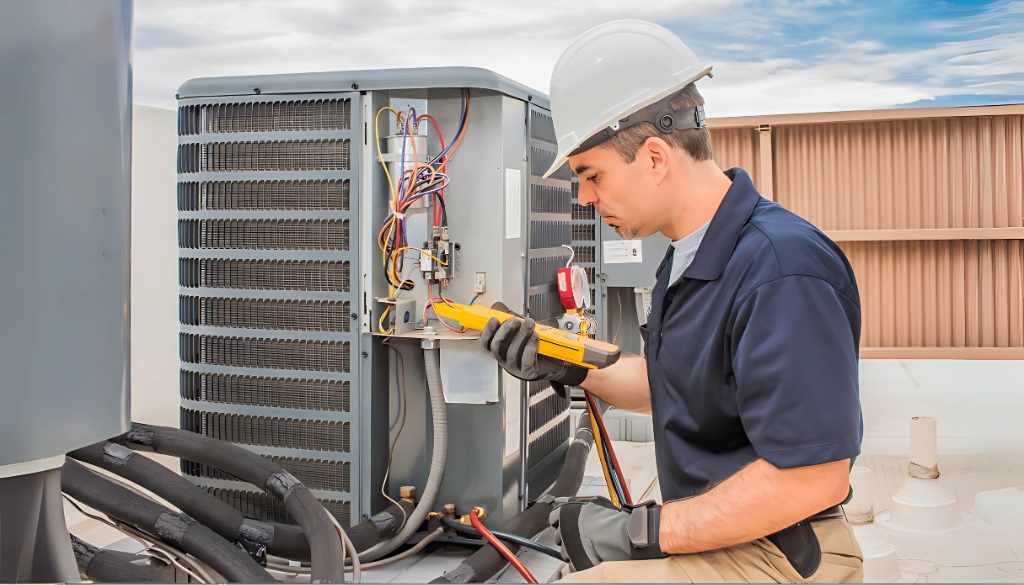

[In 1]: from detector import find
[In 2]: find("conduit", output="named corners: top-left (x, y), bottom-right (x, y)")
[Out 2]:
top-left (61, 459), bottom-right (275, 583)
top-left (71, 534), bottom-right (169, 583)
top-left (360, 341), bottom-right (448, 562)
top-left (429, 400), bottom-right (605, 584)
top-left (113, 423), bottom-right (345, 584)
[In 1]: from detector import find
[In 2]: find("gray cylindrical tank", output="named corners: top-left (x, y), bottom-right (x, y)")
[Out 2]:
top-left (0, 0), bottom-right (133, 469)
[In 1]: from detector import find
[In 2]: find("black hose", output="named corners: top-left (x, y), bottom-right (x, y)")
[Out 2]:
top-left (439, 517), bottom-right (561, 560)
top-left (113, 423), bottom-right (344, 583)
top-left (71, 534), bottom-right (170, 583)
top-left (61, 459), bottom-right (275, 583)
top-left (429, 405), bottom-right (603, 584)
top-left (70, 439), bottom-right (415, 561)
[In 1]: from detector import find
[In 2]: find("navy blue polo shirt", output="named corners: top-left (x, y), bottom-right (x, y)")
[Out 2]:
top-left (641, 168), bottom-right (863, 502)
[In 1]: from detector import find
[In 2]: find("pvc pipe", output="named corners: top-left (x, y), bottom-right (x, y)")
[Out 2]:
top-left (845, 466), bottom-right (874, 523)
top-left (909, 416), bottom-right (939, 479)
top-left (360, 342), bottom-right (449, 562)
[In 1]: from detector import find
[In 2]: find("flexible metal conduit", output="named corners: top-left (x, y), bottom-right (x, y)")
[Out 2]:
top-left (114, 423), bottom-right (345, 583)
top-left (62, 459), bottom-right (276, 583)
top-left (430, 401), bottom-right (605, 584)
top-left (360, 341), bottom-right (449, 562)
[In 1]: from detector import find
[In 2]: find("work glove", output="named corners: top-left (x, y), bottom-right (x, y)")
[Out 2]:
top-left (549, 496), bottom-right (665, 572)
top-left (480, 313), bottom-right (588, 399)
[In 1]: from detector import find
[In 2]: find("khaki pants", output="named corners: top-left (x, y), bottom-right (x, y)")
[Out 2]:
top-left (559, 518), bottom-right (863, 583)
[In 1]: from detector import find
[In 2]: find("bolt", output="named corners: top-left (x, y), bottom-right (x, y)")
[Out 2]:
top-left (254, 88), bottom-right (261, 95)
top-left (351, 312), bottom-right (358, 320)
top-left (361, 351), bottom-right (368, 358)
top-left (442, 503), bottom-right (456, 519)
top-left (351, 83), bottom-right (359, 90)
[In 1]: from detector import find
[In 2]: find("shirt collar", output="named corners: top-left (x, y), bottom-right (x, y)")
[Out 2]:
top-left (683, 167), bottom-right (762, 282)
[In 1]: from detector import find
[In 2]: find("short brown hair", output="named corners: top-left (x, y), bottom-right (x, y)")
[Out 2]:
top-left (602, 84), bottom-right (713, 163)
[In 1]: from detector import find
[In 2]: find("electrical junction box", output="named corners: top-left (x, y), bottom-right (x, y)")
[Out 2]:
top-left (175, 67), bottom-right (572, 529)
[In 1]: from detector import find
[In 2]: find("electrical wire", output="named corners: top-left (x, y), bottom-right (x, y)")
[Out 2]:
top-left (267, 527), bottom-right (447, 575)
top-left (587, 392), bottom-right (632, 505)
top-left (468, 294), bottom-right (478, 306)
top-left (422, 283), bottom-right (468, 333)
top-left (63, 494), bottom-right (212, 583)
top-left (586, 397), bottom-right (620, 507)
top-left (469, 509), bottom-right (537, 584)
top-left (382, 338), bottom-right (409, 531)
top-left (439, 517), bottom-right (561, 560)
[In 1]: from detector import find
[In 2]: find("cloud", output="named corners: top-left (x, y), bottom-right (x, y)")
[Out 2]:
top-left (132, 0), bottom-right (1024, 116)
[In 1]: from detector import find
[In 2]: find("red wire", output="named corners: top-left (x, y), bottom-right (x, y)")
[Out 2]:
top-left (417, 114), bottom-right (446, 228)
top-left (586, 392), bottom-right (633, 505)
top-left (469, 509), bottom-right (537, 584)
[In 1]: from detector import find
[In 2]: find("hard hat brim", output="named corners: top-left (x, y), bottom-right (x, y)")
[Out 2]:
top-left (542, 64), bottom-right (713, 179)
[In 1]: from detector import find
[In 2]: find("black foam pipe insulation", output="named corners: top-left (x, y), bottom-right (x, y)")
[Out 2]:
top-left (71, 534), bottom-right (171, 583)
top-left (70, 438), bottom-right (414, 561)
top-left (429, 403), bottom-right (604, 584)
top-left (112, 423), bottom-right (345, 583)
top-left (61, 459), bottom-right (276, 583)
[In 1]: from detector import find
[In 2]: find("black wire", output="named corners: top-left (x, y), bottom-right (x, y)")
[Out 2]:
top-left (439, 517), bottom-right (562, 560)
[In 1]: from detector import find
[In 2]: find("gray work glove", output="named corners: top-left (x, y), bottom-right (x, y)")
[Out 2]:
top-left (549, 496), bottom-right (665, 572)
top-left (480, 315), bottom-right (588, 398)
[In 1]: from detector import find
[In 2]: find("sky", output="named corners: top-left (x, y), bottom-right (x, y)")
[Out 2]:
top-left (133, 0), bottom-right (1024, 117)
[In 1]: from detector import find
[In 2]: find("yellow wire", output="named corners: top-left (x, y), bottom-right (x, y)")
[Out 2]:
top-left (378, 306), bottom-right (393, 335)
top-left (588, 401), bottom-right (620, 507)
top-left (374, 106), bottom-right (403, 204)
top-left (388, 246), bottom-right (447, 300)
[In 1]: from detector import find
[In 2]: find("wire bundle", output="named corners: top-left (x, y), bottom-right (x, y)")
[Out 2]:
top-left (585, 392), bottom-right (633, 507)
top-left (374, 91), bottom-right (470, 334)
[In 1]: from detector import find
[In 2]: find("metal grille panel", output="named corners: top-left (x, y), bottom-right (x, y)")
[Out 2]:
top-left (203, 99), bottom-right (351, 133)
top-left (529, 392), bottom-right (570, 434)
top-left (571, 224), bottom-right (595, 242)
top-left (529, 221), bottom-right (571, 250)
top-left (180, 296), bottom-right (351, 332)
top-left (184, 456), bottom-right (350, 492)
top-left (180, 333), bottom-right (350, 372)
top-left (179, 219), bottom-right (349, 250)
top-left (572, 246), bottom-right (596, 263)
top-left (531, 147), bottom-right (571, 181)
top-left (529, 255), bottom-right (570, 287)
top-left (531, 184), bottom-right (572, 214)
top-left (178, 180), bottom-right (350, 211)
top-left (180, 258), bottom-right (350, 292)
top-left (528, 292), bottom-right (563, 323)
top-left (527, 416), bottom-right (570, 463)
top-left (181, 408), bottom-right (350, 452)
top-left (572, 202), bottom-right (595, 220)
top-left (177, 139), bottom-right (351, 173)
top-left (181, 370), bottom-right (350, 412)
top-left (202, 487), bottom-right (350, 527)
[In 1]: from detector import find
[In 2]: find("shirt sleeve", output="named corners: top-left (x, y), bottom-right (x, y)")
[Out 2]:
top-left (731, 275), bottom-right (862, 469)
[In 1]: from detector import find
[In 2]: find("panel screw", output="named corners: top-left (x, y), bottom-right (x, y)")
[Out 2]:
top-left (351, 83), bottom-right (359, 90)
top-left (351, 313), bottom-right (358, 320)
top-left (254, 88), bottom-right (261, 94)
top-left (361, 351), bottom-right (368, 358)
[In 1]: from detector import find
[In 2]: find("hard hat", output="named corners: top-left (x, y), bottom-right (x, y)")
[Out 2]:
top-left (543, 20), bottom-right (713, 178)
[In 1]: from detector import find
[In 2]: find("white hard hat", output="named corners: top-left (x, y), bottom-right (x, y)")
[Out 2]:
top-left (543, 20), bottom-right (713, 178)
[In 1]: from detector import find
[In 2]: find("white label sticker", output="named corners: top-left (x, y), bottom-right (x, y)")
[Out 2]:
top-left (504, 371), bottom-right (521, 458)
top-left (505, 169), bottom-right (521, 239)
top-left (604, 240), bottom-right (643, 263)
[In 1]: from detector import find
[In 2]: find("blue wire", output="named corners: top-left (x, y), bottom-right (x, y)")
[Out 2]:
top-left (469, 294), bottom-right (478, 306)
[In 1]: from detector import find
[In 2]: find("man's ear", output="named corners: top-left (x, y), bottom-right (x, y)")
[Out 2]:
top-left (643, 137), bottom-right (672, 185)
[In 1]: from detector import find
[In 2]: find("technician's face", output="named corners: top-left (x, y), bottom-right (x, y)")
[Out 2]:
top-left (569, 145), bottom-right (658, 239)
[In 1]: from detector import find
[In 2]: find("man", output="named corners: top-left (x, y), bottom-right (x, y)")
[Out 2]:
top-left (480, 20), bottom-right (864, 583)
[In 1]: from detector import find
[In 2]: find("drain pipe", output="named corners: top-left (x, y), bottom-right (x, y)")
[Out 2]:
top-left (360, 339), bottom-right (449, 562)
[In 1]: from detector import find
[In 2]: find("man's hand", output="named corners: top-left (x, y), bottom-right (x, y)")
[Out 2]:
top-left (549, 496), bottom-right (665, 571)
top-left (480, 316), bottom-right (587, 397)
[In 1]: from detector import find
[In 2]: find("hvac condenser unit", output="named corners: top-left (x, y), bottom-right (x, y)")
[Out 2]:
top-left (176, 68), bottom-right (573, 529)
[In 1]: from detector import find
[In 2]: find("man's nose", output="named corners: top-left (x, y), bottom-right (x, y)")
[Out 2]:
top-left (576, 181), bottom-right (598, 206)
